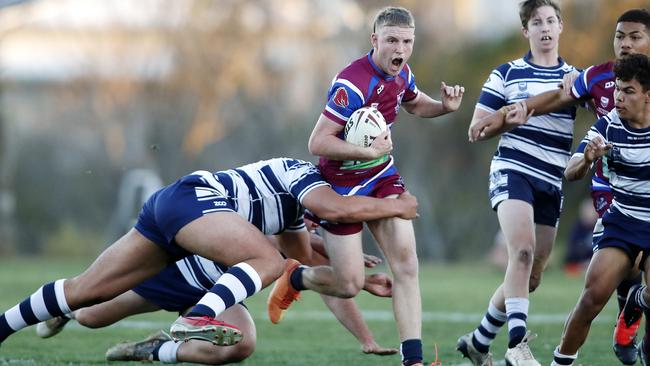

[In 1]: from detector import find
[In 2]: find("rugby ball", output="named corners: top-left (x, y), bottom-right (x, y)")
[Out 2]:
top-left (344, 107), bottom-right (387, 148)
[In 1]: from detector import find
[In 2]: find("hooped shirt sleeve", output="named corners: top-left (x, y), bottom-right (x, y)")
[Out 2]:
top-left (322, 76), bottom-right (366, 126)
top-left (574, 115), bottom-right (609, 156)
top-left (401, 64), bottom-right (419, 103)
top-left (476, 63), bottom-right (509, 112)
top-left (570, 65), bottom-right (594, 100)
top-left (280, 159), bottom-right (331, 204)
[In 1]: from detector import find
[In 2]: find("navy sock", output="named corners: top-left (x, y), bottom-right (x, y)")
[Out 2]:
top-left (290, 266), bottom-right (306, 291)
top-left (401, 338), bottom-right (423, 366)
top-left (618, 275), bottom-right (643, 313)
top-left (186, 304), bottom-right (215, 318)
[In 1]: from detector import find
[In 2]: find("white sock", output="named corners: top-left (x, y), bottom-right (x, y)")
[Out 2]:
top-left (157, 340), bottom-right (181, 364)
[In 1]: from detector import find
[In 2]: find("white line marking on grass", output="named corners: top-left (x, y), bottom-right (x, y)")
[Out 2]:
top-left (74, 310), bottom-right (614, 330)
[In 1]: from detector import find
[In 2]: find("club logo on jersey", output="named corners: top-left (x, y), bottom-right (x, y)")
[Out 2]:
top-left (600, 96), bottom-right (609, 107)
top-left (395, 90), bottom-right (405, 114)
top-left (605, 81), bottom-right (615, 89)
top-left (333, 87), bottom-right (349, 108)
top-left (518, 82), bottom-right (527, 91)
top-left (377, 84), bottom-right (384, 95)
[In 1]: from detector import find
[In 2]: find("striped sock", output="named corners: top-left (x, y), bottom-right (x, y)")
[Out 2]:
top-left (0, 279), bottom-right (70, 343)
top-left (400, 338), bottom-right (423, 366)
top-left (551, 346), bottom-right (577, 365)
top-left (187, 262), bottom-right (262, 318)
top-left (472, 301), bottom-right (507, 353)
top-left (505, 297), bottom-right (529, 348)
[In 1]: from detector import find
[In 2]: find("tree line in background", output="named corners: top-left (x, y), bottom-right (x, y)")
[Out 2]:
top-left (0, 0), bottom-right (644, 260)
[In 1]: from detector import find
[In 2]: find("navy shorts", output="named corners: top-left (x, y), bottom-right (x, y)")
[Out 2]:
top-left (594, 207), bottom-right (650, 267)
top-left (134, 173), bottom-right (234, 259)
top-left (488, 170), bottom-right (563, 227)
top-left (133, 264), bottom-right (209, 312)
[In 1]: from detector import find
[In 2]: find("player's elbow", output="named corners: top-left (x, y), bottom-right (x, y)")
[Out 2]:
top-left (307, 135), bottom-right (325, 156)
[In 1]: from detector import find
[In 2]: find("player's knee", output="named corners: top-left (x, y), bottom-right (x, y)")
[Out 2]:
top-left (512, 247), bottom-right (534, 268)
top-left (389, 252), bottom-right (419, 280)
top-left (74, 309), bottom-right (103, 329)
top-left (579, 286), bottom-right (609, 312)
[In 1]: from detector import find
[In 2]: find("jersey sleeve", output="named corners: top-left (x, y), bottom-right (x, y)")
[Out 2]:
top-left (284, 217), bottom-right (306, 232)
top-left (575, 116), bottom-right (608, 155)
top-left (476, 64), bottom-right (508, 112)
top-left (570, 65), bottom-right (594, 100)
top-left (322, 77), bottom-right (365, 125)
top-left (401, 65), bottom-right (419, 103)
top-left (281, 159), bottom-right (331, 204)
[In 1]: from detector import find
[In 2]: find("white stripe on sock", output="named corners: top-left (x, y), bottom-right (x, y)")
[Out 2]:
top-left (235, 262), bottom-right (262, 292)
top-left (216, 273), bottom-right (248, 302)
top-left (54, 279), bottom-right (71, 314)
top-left (5, 304), bottom-right (27, 330)
top-left (196, 292), bottom-right (226, 316)
top-left (30, 286), bottom-right (51, 321)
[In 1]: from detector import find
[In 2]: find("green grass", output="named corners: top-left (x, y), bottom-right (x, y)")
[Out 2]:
top-left (0, 258), bottom-right (624, 365)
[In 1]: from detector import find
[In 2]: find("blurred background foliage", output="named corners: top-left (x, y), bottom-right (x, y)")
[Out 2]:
top-left (0, 0), bottom-right (646, 261)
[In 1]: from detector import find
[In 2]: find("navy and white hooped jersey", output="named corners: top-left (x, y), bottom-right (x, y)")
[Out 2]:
top-left (575, 110), bottom-right (650, 222)
top-left (192, 158), bottom-right (330, 235)
top-left (477, 52), bottom-right (578, 188)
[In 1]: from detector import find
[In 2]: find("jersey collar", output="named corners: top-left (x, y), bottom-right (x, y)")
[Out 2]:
top-left (367, 50), bottom-right (396, 81)
top-left (523, 50), bottom-right (565, 69)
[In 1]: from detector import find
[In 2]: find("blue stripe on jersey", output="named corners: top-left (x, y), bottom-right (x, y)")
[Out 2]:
top-left (507, 128), bottom-right (573, 152)
top-left (367, 76), bottom-right (380, 100)
top-left (229, 266), bottom-right (257, 297)
top-left (258, 166), bottom-right (285, 230)
top-left (214, 172), bottom-right (238, 211)
top-left (187, 257), bottom-right (216, 290)
top-left (496, 147), bottom-right (564, 180)
top-left (478, 92), bottom-right (506, 111)
top-left (19, 301), bottom-right (38, 325)
top-left (234, 168), bottom-right (264, 231)
top-left (611, 163), bottom-right (650, 181)
top-left (42, 282), bottom-right (63, 318)
top-left (614, 191), bottom-right (650, 208)
top-left (588, 71), bottom-right (614, 91)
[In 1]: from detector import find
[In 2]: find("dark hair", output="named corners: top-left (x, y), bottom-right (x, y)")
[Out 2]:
top-left (373, 7), bottom-right (414, 33)
top-left (519, 0), bottom-right (561, 28)
top-left (614, 54), bottom-right (650, 91)
top-left (617, 9), bottom-right (650, 30)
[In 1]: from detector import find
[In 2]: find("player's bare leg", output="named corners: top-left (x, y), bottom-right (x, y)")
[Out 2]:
top-left (368, 198), bottom-right (422, 366)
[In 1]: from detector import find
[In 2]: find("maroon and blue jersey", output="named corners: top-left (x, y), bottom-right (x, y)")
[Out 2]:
top-left (319, 50), bottom-right (418, 182)
top-left (570, 61), bottom-right (615, 215)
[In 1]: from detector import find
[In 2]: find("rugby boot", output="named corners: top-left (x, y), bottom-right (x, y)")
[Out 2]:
top-left (36, 315), bottom-right (71, 338)
top-left (267, 258), bottom-right (301, 324)
top-left (105, 330), bottom-right (171, 361)
top-left (504, 331), bottom-right (540, 366)
top-left (456, 332), bottom-right (493, 366)
top-left (170, 316), bottom-right (242, 346)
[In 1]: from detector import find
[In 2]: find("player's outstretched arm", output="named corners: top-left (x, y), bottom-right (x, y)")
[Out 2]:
top-left (302, 187), bottom-right (417, 224)
top-left (319, 294), bottom-right (398, 356)
top-left (401, 82), bottom-right (465, 118)
top-left (564, 136), bottom-right (612, 181)
top-left (522, 88), bottom-right (577, 117)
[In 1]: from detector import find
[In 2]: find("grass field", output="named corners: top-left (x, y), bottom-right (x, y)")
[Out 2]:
top-left (0, 258), bottom-right (625, 365)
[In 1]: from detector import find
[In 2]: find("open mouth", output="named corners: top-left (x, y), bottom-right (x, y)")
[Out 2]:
top-left (541, 35), bottom-right (552, 41)
top-left (391, 57), bottom-right (403, 68)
